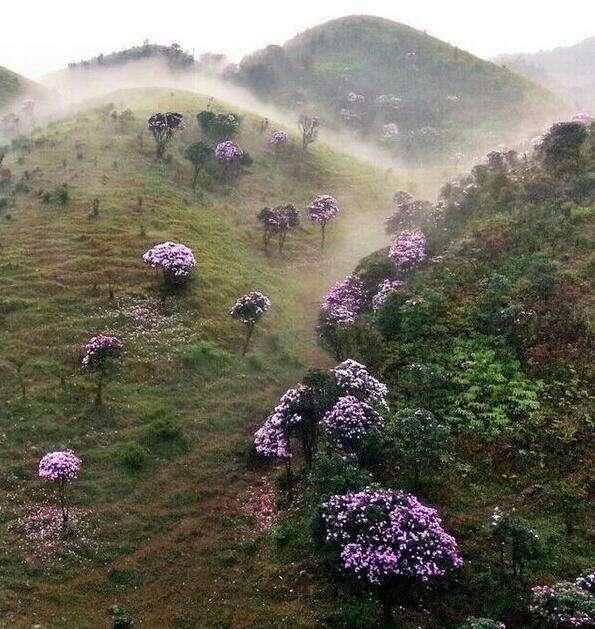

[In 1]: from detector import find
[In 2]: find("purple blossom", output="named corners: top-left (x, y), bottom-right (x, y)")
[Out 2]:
top-left (307, 195), bottom-right (340, 226)
top-left (372, 279), bottom-right (406, 310)
top-left (530, 575), bottom-right (595, 627)
top-left (269, 130), bottom-right (288, 147)
top-left (322, 395), bottom-right (383, 453)
top-left (322, 275), bottom-right (364, 325)
top-left (331, 359), bottom-right (388, 408)
top-left (388, 230), bottom-right (427, 271)
top-left (214, 140), bottom-right (242, 162)
top-left (230, 291), bottom-right (271, 326)
top-left (321, 488), bottom-right (463, 586)
top-left (38, 451), bottom-right (82, 483)
top-left (81, 334), bottom-right (123, 368)
top-left (142, 241), bottom-right (197, 279)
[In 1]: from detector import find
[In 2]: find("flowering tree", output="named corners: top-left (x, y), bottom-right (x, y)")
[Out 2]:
top-left (321, 275), bottom-right (364, 326)
top-left (385, 192), bottom-right (431, 233)
top-left (388, 230), bottom-right (427, 271)
top-left (308, 195), bottom-right (341, 247)
top-left (321, 488), bottom-right (463, 624)
top-left (147, 112), bottom-right (184, 158)
top-left (530, 572), bottom-right (594, 627)
top-left (142, 241), bottom-right (197, 285)
top-left (331, 359), bottom-right (388, 408)
top-left (321, 395), bottom-right (383, 455)
top-left (82, 334), bottom-right (124, 406)
top-left (229, 291), bottom-right (271, 354)
top-left (38, 450), bottom-right (82, 533)
top-left (269, 130), bottom-right (288, 150)
top-left (372, 279), bottom-right (406, 310)
top-left (256, 204), bottom-right (300, 253)
top-left (197, 110), bottom-right (240, 139)
top-left (382, 123), bottom-right (400, 139)
top-left (214, 140), bottom-right (242, 163)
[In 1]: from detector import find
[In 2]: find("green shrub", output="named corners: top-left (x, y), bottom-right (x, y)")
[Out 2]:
top-left (115, 441), bottom-right (149, 472)
top-left (180, 340), bottom-right (232, 375)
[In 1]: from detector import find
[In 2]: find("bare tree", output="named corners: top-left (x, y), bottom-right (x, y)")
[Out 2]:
top-left (298, 114), bottom-right (320, 149)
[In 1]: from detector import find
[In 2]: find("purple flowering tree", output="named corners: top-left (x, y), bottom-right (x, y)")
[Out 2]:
top-left (530, 571), bottom-right (594, 627)
top-left (321, 488), bottom-right (463, 624)
top-left (331, 359), bottom-right (388, 408)
top-left (256, 204), bottom-right (300, 253)
top-left (388, 230), bottom-right (427, 272)
top-left (38, 450), bottom-right (82, 533)
top-left (142, 241), bottom-right (197, 286)
top-left (229, 291), bottom-right (271, 354)
top-left (321, 275), bottom-right (364, 326)
top-left (269, 130), bottom-right (288, 151)
top-left (308, 195), bottom-right (341, 248)
top-left (372, 279), bottom-right (406, 310)
top-left (147, 112), bottom-right (184, 159)
top-left (82, 334), bottom-right (123, 406)
top-left (321, 395), bottom-right (383, 456)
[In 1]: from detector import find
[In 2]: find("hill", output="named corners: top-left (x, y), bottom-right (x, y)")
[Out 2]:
top-left (297, 121), bottom-right (593, 625)
top-left (496, 37), bottom-right (595, 110)
top-left (232, 15), bottom-right (561, 163)
top-left (0, 87), bottom-right (412, 626)
top-left (0, 65), bottom-right (45, 110)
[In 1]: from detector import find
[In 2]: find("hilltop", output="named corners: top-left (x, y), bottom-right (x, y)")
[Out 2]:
top-left (232, 15), bottom-right (561, 162)
top-left (496, 37), bottom-right (595, 110)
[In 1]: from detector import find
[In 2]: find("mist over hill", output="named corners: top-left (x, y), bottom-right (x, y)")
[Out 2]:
top-left (230, 15), bottom-right (561, 162)
top-left (0, 65), bottom-right (46, 109)
top-left (495, 37), bottom-right (595, 110)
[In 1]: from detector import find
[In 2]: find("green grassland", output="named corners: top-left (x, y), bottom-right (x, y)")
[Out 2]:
top-left (0, 87), bottom-right (416, 627)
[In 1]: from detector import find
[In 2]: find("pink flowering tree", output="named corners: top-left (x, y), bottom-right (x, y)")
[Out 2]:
top-left (321, 488), bottom-right (463, 624)
top-left (214, 140), bottom-right (247, 180)
top-left (142, 241), bottom-right (197, 288)
top-left (331, 359), bottom-right (388, 408)
top-left (38, 450), bottom-right (82, 533)
top-left (269, 130), bottom-right (288, 151)
top-left (321, 395), bottom-right (383, 456)
top-left (530, 571), bottom-right (594, 627)
top-left (388, 230), bottom-right (427, 273)
top-left (229, 291), bottom-right (271, 354)
top-left (82, 334), bottom-right (123, 406)
top-left (308, 195), bottom-right (340, 248)
top-left (147, 112), bottom-right (184, 158)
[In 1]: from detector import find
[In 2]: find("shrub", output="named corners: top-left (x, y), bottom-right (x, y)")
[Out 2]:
top-left (197, 110), bottom-right (240, 139)
top-left (116, 442), bottom-right (149, 472)
top-left (147, 112), bottom-right (184, 158)
top-left (229, 291), bottom-right (271, 354)
top-left (530, 572), bottom-right (594, 627)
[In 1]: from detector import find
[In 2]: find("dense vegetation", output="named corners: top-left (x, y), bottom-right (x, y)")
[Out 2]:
top-left (66, 43), bottom-right (195, 71)
top-left (232, 15), bottom-right (561, 164)
top-left (262, 120), bottom-right (593, 626)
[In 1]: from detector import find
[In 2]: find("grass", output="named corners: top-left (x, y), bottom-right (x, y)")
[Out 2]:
top-left (0, 87), bottom-right (419, 626)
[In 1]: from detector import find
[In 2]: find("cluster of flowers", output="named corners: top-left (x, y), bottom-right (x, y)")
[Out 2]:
top-left (142, 241), bottom-right (197, 279)
top-left (530, 572), bottom-right (595, 627)
top-left (38, 451), bottom-right (82, 482)
top-left (307, 195), bottom-right (341, 226)
top-left (229, 291), bottom-right (271, 326)
top-left (331, 359), bottom-right (388, 407)
top-left (375, 94), bottom-right (401, 109)
top-left (254, 385), bottom-right (305, 459)
top-left (321, 488), bottom-right (463, 586)
top-left (371, 279), bottom-right (406, 310)
top-left (254, 360), bottom-right (387, 460)
top-left (81, 334), bottom-right (124, 368)
top-left (214, 140), bottom-right (242, 162)
top-left (389, 230), bottom-right (427, 270)
top-left (382, 123), bottom-right (400, 138)
top-left (347, 92), bottom-right (366, 103)
top-left (321, 395), bottom-right (383, 453)
top-left (269, 130), bottom-right (288, 147)
top-left (321, 275), bottom-right (364, 325)
top-left (573, 112), bottom-right (592, 126)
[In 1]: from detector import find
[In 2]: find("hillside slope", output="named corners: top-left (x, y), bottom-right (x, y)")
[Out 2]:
top-left (496, 37), bottom-right (595, 110)
top-left (233, 15), bottom-right (560, 161)
top-left (0, 87), bottom-right (407, 626)
top-left (0, 65), bottom-right (44, 109)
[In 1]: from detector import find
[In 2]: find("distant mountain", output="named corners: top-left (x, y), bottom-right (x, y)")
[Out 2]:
top-left (495, 37), bottom-right (595, 110)
top-left (230, 15), bottom-right (560, 162)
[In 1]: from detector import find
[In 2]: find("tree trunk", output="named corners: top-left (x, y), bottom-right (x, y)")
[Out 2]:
top-left (242, 323), bottom-right (255, 355)
top-left (59, 480), bottom-right (69, 533)
top-left (321, 223), bottom-right (326, 249)
top-left (379, 590), bottom-right (394, 628)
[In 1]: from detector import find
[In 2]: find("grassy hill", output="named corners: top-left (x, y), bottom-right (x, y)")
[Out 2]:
top-left (0, 65), bottom-right (44, 109)
top-left (496, 37), bottom-right (595, 111)
top-left (234, 15), bottom-right (561, 162)
top-left (0, 87), bottom-right (413, 626)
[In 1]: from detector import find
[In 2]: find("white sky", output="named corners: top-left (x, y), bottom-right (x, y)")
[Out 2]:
top-left (2, 0), bottom-right (594, 78)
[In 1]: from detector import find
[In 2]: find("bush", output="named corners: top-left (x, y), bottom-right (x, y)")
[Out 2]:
top-left (143, 417), bottom-right (187, 455)
top-left (180, 340), bottom-right (232, 375)
top-left (115, 442), bottom-right (149, 472)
